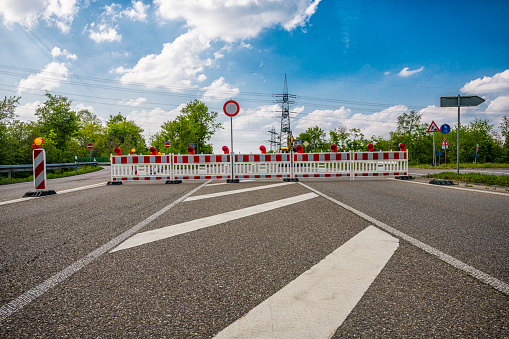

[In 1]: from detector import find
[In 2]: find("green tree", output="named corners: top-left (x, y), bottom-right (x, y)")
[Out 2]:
top-left (35, 93), bottom-right (80, 163)
top-left (297, 126), bottom-right (326, 152)
top-left (329, 125), bottom-right (349, 150)
top-left (390, 110), bottom-right (429, 163)
top-left (107, 113), bottom-right (146, 154)
top-left (72, 109), bottom-right (108, 158)
top-left (0, 96), bottom-right (21, 164)
top-left (152, 100), bottom-right (220, 154)
top-left (346, 128), bottom-right (367, 151)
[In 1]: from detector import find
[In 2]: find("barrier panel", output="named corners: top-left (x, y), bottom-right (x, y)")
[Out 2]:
top-left (173, 154), bottom-right (231, 180)
top-left (109, 151), bottom-right (408, 183)
top-left (293, 152), bottom-right (351, 178)
top-left (111, 155), bottom-right (172, 182)
top-left (234, 153), bottom-right (291, 179)
top-left (351, 151), bottom-right (408, 177)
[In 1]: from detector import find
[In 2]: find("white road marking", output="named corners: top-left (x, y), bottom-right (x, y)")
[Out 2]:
top-left (184, 182), bottom-right (294, 201)
top-left (214, 226), bottom-right (399, 339)
top-left (300, 182), bottom-right (509, 296)
top-left (111, 192), bottom-right (318, 252)
top-left (207, 180), bottom-right (254, 186)
top-left (0, 181), bottom-right (210, 322)
top-left (0, 182), bottom-right (108, 206)
top-left (395, 178), bottom-right (509, 197)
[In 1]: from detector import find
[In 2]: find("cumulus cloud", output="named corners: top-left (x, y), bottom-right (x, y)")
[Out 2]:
top-left (87, 23), bottom-right (122, 42)
top-left (155, 0), bottom-right (322, 42)
top-left (127, 105), bottom-right (184, 138)
top-left (398, 66), bottom-right (424, 77)
top-left (15, 101), bottom-right (41, 121)
top-left (0, 0), bottom-right (78, 32)
top-left (116, 29), bottom-right (214, 88)
top-left (119, 97), bottom-right (147, 107)
top-left (344, 105), bottom-right (408, 138)
top-left (461, 69), bottom-right (509, 94)
top-left (202, 77), bottom-right (240, 102)
top-left (17, 61), bottom-right (70, 94)
top-left (121, 1), bottom-right (149, 21)
top-left (51, 47), bottom-right (77, 60)
top-left (295, 107), bottom-right (351, 131)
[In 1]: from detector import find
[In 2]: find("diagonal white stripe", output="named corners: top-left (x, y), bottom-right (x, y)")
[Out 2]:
top-left (214, 226), bottom-right (399, 338)
top-left (184, 182), bottom-right (294, 201)
top-left (111, 192), bottom-right (318, 252)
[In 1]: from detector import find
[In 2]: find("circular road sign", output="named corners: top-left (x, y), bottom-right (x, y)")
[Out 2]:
top-left (86, 142), bottom-right (93, 149)
top-left (440, 124), bottom-right (451, 134)
top-left (223, 100), bottom-right (240, 117)
top-left (164, 142), bottom-right (171, 148)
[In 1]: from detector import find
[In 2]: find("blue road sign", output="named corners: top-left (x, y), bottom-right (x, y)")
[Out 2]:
top-left (440, 124), bottom-right (451, 134)
top-left (437, 151), bottom-right (443, 155)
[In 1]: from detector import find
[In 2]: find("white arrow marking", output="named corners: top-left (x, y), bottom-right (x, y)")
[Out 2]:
top-left (214, 226), bottom-right (399, 338)
top-left (111, 192), bottom-right (318, 252)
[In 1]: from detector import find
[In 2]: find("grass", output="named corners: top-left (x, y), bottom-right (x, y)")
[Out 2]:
top-left (0, 166), bottom-right (104, 186)
top-left (412, 162), bottom-right (509, 169)
top-left (424, 171), bottom-right (509, 187)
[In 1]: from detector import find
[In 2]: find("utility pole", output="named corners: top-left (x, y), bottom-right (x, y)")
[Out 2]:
top-left (268, 125), bottom-right (279, 152)
top-left (274, 74), bottom-right (296, 151)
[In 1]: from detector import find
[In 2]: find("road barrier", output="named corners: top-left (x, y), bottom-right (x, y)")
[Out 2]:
top-left (109, 151), bottom-right (408, 184)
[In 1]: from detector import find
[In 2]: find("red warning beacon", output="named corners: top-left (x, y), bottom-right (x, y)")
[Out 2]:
top-left (259, 145), bottom-right (267, 154)
top-left (114, 147), bottom-right (122, 156)
top-left (367, 143), bottom-right (374, 152)
top-left (187, 146), bottom-right (195, 155)
top-left (222, 146), bottom-right (229, 154)
top-left (330, 144), bottom-right (337, 153)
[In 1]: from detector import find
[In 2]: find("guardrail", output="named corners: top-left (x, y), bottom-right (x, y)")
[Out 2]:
top-left (0, 162), bottom-right (99, 179)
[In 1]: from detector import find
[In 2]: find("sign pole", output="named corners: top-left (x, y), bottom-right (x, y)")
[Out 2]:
top-left (457, 95), bottom-right (460, 174)
top-left (223, 100), bottom-right (240, 183)
top-left (433, 136), bottom-right (436, 166)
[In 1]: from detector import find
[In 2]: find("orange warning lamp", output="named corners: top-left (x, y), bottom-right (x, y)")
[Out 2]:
top-left (130, 148), bottom-right (136, 155)
top-left (33, 137), bottom-right (44, 149)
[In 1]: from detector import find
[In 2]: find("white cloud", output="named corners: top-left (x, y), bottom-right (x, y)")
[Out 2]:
top-left (17, 61), bottom-right (70, 94)
top-left (119, 97), bottom-right (147, 107)
top-left (15, 101), bottom-right (40, 122)
top-left (398, 66), bottom-right (424, 77)
top-left (117, 29), bottom-right (214, 88)
top-left (87, 23), bottom-right (122, 42)
top-left (74, 103), bottom-right (94, 112)
top-left (201, 77), bottom-right (240, 101)
top-left (461, 69), bottom-right (509, 94)
top-left (155, 0), bottom-right (322, 42)
top-left (122, 1), bottom-right (149, 21)
top-left (0, 0), bottom-right (78, 32)
top-left (51, 47), bottom-right (77, 61)
top-left (295, 107), bottom-right (351, 131)
top-left (127, 105), bottom-right (184, 139)
top-left (344, 105), bottom-right (408, 138)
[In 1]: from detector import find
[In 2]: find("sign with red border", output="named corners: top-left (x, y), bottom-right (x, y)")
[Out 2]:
top-left (223, 100), bottom-right (240, 117)
top-left (427, 121), bottom-right (440, 133)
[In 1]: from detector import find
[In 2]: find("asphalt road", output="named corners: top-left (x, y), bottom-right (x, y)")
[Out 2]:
top-left (0, 171), bottom-right (507, 337)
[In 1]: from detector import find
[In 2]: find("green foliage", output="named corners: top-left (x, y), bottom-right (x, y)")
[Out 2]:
top-left (107, 113), bottom-right (147, 155)
top-left (151, 99), bottom-right (220, 154)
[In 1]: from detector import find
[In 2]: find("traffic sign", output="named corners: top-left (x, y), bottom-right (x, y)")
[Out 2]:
top-left (441, 138), bottom-right (449, 146)
top-left (304, 141), bottom-right (309, 146)
top-left (87, 143), bottom-right (93, 149)
top-left (440, 95), bottom-right (485, 107)
top-left (440, 124), bottom-right (451, 134)
top-left (437, 151), bottom-right (442, 155)
top-left (223, 100), bottom-right (240, 117)
top-left (427, 121), bottom-right (440, 133)
top-left (164, 142), bottom-right (171, 149)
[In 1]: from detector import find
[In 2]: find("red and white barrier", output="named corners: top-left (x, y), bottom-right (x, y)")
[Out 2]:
top-left (111, 155), bottom-right (172, 182)
top-left (33, 149), bottom-right (46, 189)
top-left (109, 151), bottom-right (408, 183)
top-left (233, 153), bottom-right (291, 179)
top-left (173, 154), bottom-right (231, 180)
top-left (293, 152), bottom-right (351, 178)
top-left (351, 151), bottom-right (408, 177)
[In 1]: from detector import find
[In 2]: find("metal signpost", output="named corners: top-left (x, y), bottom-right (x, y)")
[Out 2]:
top-left (87, 142), bottom-right (93, 161)
top-left (427, 121), bottom-right (440, 165)
top-left (440, 95), bottom-right (485, 174)
top-left (223, 100), bottom-right (240, 183)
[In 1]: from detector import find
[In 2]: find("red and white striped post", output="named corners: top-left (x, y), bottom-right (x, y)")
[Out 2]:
top-left (33, 148), bottom-right (47, 190)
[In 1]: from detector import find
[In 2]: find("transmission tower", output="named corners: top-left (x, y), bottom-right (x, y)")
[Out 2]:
top-left (274, 74), bottom-right (296, 150)
top-left (267, 125), bottom-right (279, 152)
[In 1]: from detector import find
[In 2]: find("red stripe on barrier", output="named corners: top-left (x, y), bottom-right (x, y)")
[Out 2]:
top-left (132, 156), bottom-right (138, 164)
top-left (383, 153), bottom-right (389, 160)
top-left (404, 153), bottom-right (407, 159)
top-left (156, 177), bottom-right (162, 180)
top-left (254, 154), bottom-right (260, 162)
top-left (276, 154), bottom-right (282, 162)
top-left (34, 160), bottom-right (45, 177)
top-left (383, 173), bottom-right (390, 176)
top-left (155, 156), bottom-right (161, 164)
top-left (324, 154), bottom-right (330, 161)
top-left (325, 174), bottom-right (331, 177)
top-left (122, 177), bottom-right (128, 180)
top-left (313, 154), bottom-right (319, 161)
top-left (394, 153), bottom-right (400, 159)
top-left (121, 157), bottom-right (127, 164)
top-left (182, 156), bottom-right (188, 164)
top-left (36, 180), bottom-right (45, 189)
top-left (205, 176), bottom-right (211, 179)
top-left (362, 153), bottom-right (369, 160)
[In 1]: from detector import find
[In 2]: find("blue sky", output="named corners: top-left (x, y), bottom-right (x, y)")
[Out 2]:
top-left (1, 0), bottom-right (508, 153)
